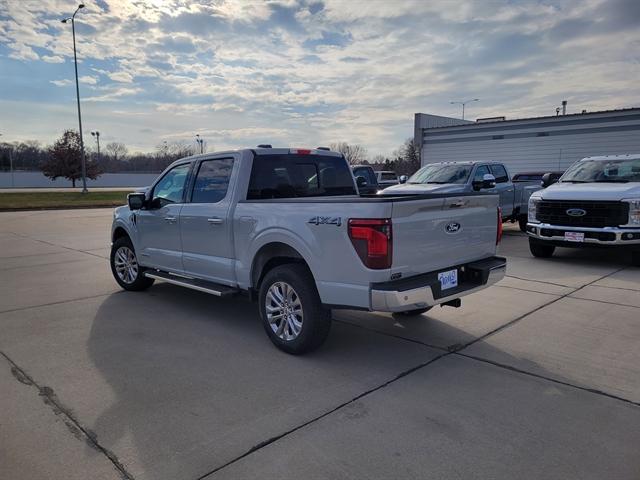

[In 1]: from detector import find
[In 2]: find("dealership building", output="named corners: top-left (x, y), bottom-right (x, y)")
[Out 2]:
top-left (414, 107), bottom-right (640, 174)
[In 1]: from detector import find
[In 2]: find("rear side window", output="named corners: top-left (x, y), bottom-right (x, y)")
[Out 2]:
top-left (247, 155), bottom-right (357, 199)
top-left (191, 158), bottom-right (234, 203)
top-left (490, 164), bottom-right (509, 183)
top-left (353, 167), bottom-right (376, 184)
top-left (380, 172), bottom-right (397, 181)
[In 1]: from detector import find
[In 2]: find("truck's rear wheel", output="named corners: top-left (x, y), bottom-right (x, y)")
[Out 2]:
top-left (529, 238), bottom-right (555, 258)
top-left (259, 264), bottom-right (331, 354)
top-left (110, 236), bottom-right (155, 291)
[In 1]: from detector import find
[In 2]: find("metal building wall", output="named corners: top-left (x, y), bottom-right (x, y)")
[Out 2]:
top-left (416, 109), bottom-right (640, 174)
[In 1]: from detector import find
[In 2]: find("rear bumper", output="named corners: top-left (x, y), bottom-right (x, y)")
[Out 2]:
top-left (526, 223), bottom-right (640, 246)
top-left (370, 256), bottom-right (506, 312)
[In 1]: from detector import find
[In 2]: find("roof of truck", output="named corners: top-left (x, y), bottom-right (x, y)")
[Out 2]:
top-left (580, 154), bottom-right (640, 161)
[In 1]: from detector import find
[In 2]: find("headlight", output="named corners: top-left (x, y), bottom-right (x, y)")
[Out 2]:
top-left (622, 198), bottom-right (640, 226)
top-left (528, 197), bottom-right (540, 223)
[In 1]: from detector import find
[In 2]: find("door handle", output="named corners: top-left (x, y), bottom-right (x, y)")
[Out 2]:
top-left (449, 200), bottom-right (467, 208)
top-left (207, 217), bottom-right (224, 225)
top-left (164, 216), bottom-right (177, 224)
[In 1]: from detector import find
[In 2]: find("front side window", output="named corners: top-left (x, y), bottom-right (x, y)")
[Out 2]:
top-left (474, 165), bottom-right (491, 182)
top-left (191, 158), bottom-right (234, 203)
top-left (152, 163), bottom-right (190, 205)
top-left (490, 164), bottom-right (509, 183)
top-left (247, 154), bottom-right (356, 199)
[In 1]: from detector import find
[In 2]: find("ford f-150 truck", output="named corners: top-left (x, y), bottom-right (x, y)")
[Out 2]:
top-left (382, 161), bottom-right (542, 231)
top-left (110, 147), bottom-right (506, 354)
top-left (527, 154), bottom-right (640, 265)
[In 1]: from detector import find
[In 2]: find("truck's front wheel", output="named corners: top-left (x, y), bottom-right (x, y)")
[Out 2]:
top-left (529, 238), bottom-right (555, 258)
top-left (259, 264), bottom-right (331, 354)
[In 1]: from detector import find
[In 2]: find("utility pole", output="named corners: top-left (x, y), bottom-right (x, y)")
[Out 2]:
top-left (195, 134), bottom-right (204, 154)
top-left (62, 4), bottom-right (87, 192)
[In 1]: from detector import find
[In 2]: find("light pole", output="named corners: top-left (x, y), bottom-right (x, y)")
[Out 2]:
top-left (61, 4), bottom-right (88, 193)
top-left (450, 98), bottom-right (479, 120)
top-left (91, 130), bottom-right (100, 164)
top-left (195, 134), bottom-right (204, 154)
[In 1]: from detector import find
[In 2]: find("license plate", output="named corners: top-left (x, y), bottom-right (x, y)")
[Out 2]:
top-left (438, 269), bottom-right (458, 290)
top-left (564, 232), bottom-right (585, 242)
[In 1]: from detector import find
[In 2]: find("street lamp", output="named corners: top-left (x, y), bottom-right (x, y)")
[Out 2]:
top-left (91, 130), bottom-right (100, 163)
top-left (61, 4), bottom-right (88, 193)
top-left (450, 98), bottom-right (479, 120)
top-left (195, 134), bottom-right (204, 154)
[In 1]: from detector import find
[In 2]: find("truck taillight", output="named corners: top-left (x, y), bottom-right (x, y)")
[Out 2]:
top-left (497, 207), bottom-right (503, 245)
top-left (348, 218), bottom-right (392, 269)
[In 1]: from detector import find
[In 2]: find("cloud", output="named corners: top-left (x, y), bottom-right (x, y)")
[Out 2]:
top-left (0, 0), bottom-right (638, 156)
top-left (108, 71), bottom-right (134, 83)
top-left (50, 79), bottom-right (72, 87)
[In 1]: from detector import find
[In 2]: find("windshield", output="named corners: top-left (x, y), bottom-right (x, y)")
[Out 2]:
top-left (407, 164), bottom-right (472, 184)
top-left (561, 158), bottom-right (640, 183)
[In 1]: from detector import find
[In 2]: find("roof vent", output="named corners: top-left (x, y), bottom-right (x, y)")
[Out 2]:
top-left (257, 144), bottom-right (272, 148)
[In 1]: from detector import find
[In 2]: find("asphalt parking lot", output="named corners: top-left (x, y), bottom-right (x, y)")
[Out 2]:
top-left (1, 208), bottom-right (639, 480)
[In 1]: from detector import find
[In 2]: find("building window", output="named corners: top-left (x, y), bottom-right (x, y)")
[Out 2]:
top-left (492, 135), bottom-right (504, 140)
top-left (536, 132), bottom-right (549, 137)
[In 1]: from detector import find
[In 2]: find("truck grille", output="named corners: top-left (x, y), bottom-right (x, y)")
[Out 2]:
top-left (536, 200), bottom-right (629, 228)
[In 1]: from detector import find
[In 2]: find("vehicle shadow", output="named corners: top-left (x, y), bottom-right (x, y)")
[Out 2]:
top-left (85, 282), bottom-right (629, 480)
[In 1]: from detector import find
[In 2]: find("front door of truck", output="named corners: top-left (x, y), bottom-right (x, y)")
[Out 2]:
top-left (136, 163), bottom-right (191, 272)
top-left (489, 164), bottom-right (514, 217)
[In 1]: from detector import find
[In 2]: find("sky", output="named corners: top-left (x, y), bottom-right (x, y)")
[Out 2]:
top-left (0, 0), bottom-right (639, 157)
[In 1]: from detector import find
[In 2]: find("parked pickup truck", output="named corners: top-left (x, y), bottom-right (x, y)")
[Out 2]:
top-left (110, 147), bottom-right (506, 354)
top-left (527, 154), bottom-right (640, 265)
top-left (382, 161), bottom-right (541, 231)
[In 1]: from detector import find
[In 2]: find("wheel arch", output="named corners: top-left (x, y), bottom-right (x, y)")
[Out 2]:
top-left (250, 242), bottom-right (311, 291)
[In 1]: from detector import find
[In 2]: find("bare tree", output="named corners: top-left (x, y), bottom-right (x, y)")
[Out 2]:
top-left (330, 142), bottom-right (368, 165)
top-left (104, 142), bottom-right (128, 162)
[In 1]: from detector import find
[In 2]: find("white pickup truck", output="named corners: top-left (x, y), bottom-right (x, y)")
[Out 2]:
top-left (527, 154), bottom-right (640, 265)
top-left (110, 147), bottom-right (506, 354)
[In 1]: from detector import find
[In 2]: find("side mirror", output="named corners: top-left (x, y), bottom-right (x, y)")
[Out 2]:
top-left (541, 172), bottom-right (558, 188)
top-left (127, 192), bottom-right (146, 210)
top-left (399, 175), bottom-right (408, 184)
top-left (356, 176), bottom-right (368, 189)
top-left (473, 173), bottom-right (496, 190)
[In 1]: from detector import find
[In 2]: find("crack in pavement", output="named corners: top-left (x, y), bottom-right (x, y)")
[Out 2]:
top-left (455, 352), bottom-right (640, 408)
top-left (8, 231), bottom-right (108, 260)
top-left (0, 351), bottom-right (135, 480)
top-left (202, 265), bottom-right (633, 478)
top-left (0, 291), bottom-right (120, 315)
top-left (197, 352), bottom-right (450, 480)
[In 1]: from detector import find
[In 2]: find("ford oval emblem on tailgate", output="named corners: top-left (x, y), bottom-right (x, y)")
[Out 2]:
top-left (445, 222), bottom-right (461, 234)
top-left (566, 208), bottom-right (587, 217)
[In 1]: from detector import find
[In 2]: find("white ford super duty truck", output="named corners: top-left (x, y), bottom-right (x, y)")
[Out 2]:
top-left (527, 154), bottom-right (640, 265)
top-left (110, 147), bottom-right (506, 354)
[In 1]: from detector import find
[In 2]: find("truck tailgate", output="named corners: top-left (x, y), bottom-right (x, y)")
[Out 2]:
top-left (391, 194), bottom-right (498, 278)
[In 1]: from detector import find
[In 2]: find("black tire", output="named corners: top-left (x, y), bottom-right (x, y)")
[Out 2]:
top-left (529, 238), bottom-right (555, 258)
top-left (110, 236), bottom-right (155, 291)
top-left (518, 215), bottom-right (528, 232)
top-left (259, 264), bottom-right (331, 355)
top-left (394, 307), bottom-right (432, 317)
top-left (632, 250), bottom-right (640, 267)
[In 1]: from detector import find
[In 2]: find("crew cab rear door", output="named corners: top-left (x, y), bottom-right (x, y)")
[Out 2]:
top-left (179, 155), bottom-right (238, 285)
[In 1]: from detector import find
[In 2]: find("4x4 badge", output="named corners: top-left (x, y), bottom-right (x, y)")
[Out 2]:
top-left (309, 216), bottom-right (342, 226)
